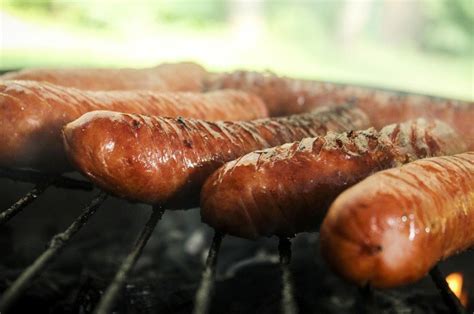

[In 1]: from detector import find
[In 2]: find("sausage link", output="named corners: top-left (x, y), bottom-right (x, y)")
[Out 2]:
top-left (320, 152), bottom-right (474, 288)
top-left (204, 71), bottom-right (327, 116)
top-left (200, 119), bottom-right (466, 239)
top-left (1, 62), bottom-right (207, 91)
top-left (205, 71), bottom-right (474, 149)
top-left (63, 105), bottom-right (370, 208)
top-left (0, 80), bottom-right (268, 171)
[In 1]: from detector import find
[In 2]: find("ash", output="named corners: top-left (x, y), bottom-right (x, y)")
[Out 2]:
top-left (0, 179), bottom-right (472, 314)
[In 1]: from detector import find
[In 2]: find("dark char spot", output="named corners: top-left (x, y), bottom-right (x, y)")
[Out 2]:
top-left (132, 120), bottom-right (141, 129)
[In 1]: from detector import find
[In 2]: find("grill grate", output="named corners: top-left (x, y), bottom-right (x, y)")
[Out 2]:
top-left (0, 167), bottom-right (93, 190)
top-left (356, 284), bottom-right (376, 314)
top-left (0, 168), bottom-right (93, 225)
top-left (0, 181), bottom-right (51, 225)
top-left (278, 237), bottom-right (298, 314)
top-left (193, 231), bottom-right (223, 314)
top-left (0, 169), bottom-right (468, 314)
top-left (0, 192), bottom-right (107, 312)
top-left (94, 205), bottom-right (165, 314)
top-left (430, 266), bottom-right (467, 314)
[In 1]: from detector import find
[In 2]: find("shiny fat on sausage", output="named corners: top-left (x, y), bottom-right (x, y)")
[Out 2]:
top-left (1, 62), bottom-right (207, 92)
top-left (0, 80), bottom-right (268, 171)
top-left (320, 152), bottom-right (474, 288)
top-left (200, 119), bottom-right (467, 239)
top-left (62, 105), bottom-right (370, 208)
top-left (205, 71), bottom-right (474, 149)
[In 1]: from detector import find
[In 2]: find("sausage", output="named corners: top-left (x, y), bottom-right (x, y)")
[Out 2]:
top-left (1, 62), bottom-right (207, 92)
top-left (204, 71), bottom-right (327, 116)
top-left (0, 80), bottom-right (268, 171)
top-left (344, 88), bottom-right (474, 151)
top-left (200, 119), bottom-right (467, 239)
top-left (62, 105), bottom-right (370, 208)
top-left (320, 152), bottom-right (474, 288)
top-left (205, 71), bottom-right (474, 149)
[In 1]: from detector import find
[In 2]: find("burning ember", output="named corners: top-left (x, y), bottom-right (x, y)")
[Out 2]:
top-left (446, 272), bottom-right (468, 307)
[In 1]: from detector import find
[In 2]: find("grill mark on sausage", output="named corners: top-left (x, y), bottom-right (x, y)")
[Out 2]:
top-left (0, 80), bottom-right (270, 171)
top-left (64, 105), bottom-right (370, 208)
top-left (200, 118), bottom-right (466, 239)
top-left (206, 70), bottom-right (474, 150)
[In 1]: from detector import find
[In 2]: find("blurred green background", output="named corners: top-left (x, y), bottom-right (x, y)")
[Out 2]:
top-left (0, 0), bottom-right (472, 100)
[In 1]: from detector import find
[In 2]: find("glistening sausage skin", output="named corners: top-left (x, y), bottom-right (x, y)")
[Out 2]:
top-left (200, 119), bottom-right (466, 239)
top-left (320, 152), bottom-right (474, 288)
top-left (0, 80), bottom-right (268, 171)
top-left (63, 105), bottom-right (370, 208)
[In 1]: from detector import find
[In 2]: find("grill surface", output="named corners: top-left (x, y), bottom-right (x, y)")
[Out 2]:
top-left (0, 168), bottom-right (472, 314)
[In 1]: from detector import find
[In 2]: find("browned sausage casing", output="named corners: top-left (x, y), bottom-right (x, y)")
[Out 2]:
top-left (205, 71), bottom-right (474, 149)
top-left (1, 62), bottom-right (207, 92)
top-left (204, 71), bottom-right (329, 116)
top-left (320, 152), bottom-right (474, 288)
top-left (200, 119), bottom-right (467, 239)
top-left (63, 105), bottom-right (370, 208)
top-left (0, 80), bottom-right (268, 171)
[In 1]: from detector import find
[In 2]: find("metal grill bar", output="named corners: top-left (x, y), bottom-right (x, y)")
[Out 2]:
top-left (0, 181), bottom-right (52, 226)
top-left (192, 231), bottom-right (224, 314)
top-left (429, 265), bottom-right (467, 314)
top-left (0, 167), bottom-right (93, 190)
top-left (0, 192), bottom-right (107, 312)
top-left (356, 284), bottom-right (377, 314)
top-left (278, 237), bottom-right (298, 314)
top-left (94, 205), bottom-right (165, 314)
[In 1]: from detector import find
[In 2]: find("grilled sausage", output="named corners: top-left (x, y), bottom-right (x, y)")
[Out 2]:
top-left (63, 105), bottom-right (370, 208)
top-left (205, 71), bottom-right (474, 149)
top-left (204, 71), bottom-right (328, 116)
top-left (320, 152), bottom-right (474, 288)
top-left (0, 80), bottom-right (268, 171)
top-left (200, 119), bottom-right (467, 239)
top-left (1, 62), bottom-right (207, 91)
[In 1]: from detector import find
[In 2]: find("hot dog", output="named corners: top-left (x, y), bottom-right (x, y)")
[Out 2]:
top-left (205, 71), bottom-right (474, 149)
top-left (0, 80), bottom-right (268, 171)
top-left (200, 119), bottom-right (467, 239)
top-left (320, 152), bottom-right (474, 288)
top-left (204, 71), bottom-right (327, 116)
top-left (62, 105), bottom-right (370, 208)
top-left (1, 62), bottom-right (207, 92)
